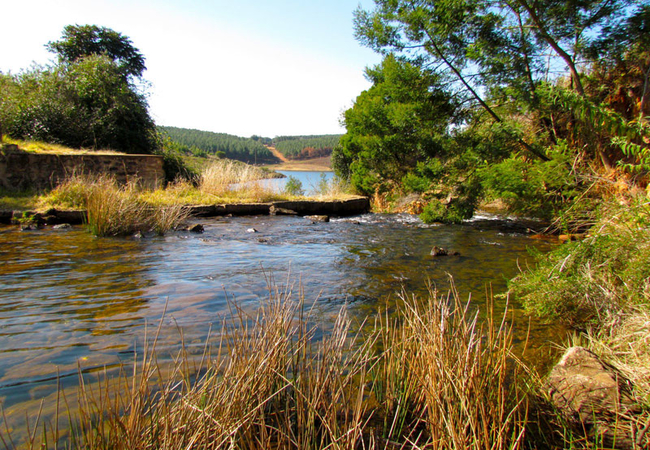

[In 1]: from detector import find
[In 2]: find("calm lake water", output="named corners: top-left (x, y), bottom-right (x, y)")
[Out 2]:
top-left (256, 170), bottom-right (335, 195)
top-left (0, 205), bottom-right (559, 440)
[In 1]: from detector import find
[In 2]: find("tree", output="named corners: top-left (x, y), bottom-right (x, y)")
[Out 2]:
top-left (0, 26), bottom-right (158, 153)
top-left (353, 0), bottom-right (638, 164)
top-left (47, 24), bottom-right (146, 80)
top-left (334, 55), bottom-right (458, 194)
top-left (1, 56), bottom-right (157, 153)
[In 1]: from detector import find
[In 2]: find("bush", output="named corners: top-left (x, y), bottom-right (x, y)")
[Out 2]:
top-left (283, 176), bottom-right (304, 196)
top-left (156, 148), bottom-right (197, 184)
top-left (1, 55), bottom-right (157, 153)
top-left (479, 143), bottom-right (582, 220)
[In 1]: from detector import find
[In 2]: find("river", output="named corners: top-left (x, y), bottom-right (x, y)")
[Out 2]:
top-left (0, 206), bottom-right (558, 440)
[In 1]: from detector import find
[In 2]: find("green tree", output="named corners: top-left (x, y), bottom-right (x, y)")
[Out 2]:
top-left (0, 26), bottom-right (158, 153)
top-left (47, 24), bottom-right (146, 80)
top-left (354, 0), bottom-right (639, 164)
top-left (1, 56), bottom-right (157, 153)
top-left (334, 55), bottom-right (457, 194)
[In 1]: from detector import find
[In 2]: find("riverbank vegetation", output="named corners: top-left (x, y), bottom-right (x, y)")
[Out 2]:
top-left (0, 25), bottom-right (158, 154)
top-left (327, 0), bottom-right (650, 445)
top-left (26, 161), bottom-right (348, 236)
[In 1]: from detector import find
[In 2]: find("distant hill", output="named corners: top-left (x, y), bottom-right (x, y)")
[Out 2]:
top-left (158, 126), bottom-right (277, 164)
top-left (159, 127), bottom-right (342, 163)
top-left (272, 135), bottom-right (342, 160)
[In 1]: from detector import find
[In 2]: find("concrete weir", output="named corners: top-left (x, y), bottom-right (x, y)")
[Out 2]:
top-left (0, 197), bottom-right (370, 225)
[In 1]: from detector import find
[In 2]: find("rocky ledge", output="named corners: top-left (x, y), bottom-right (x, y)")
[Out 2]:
top-left (0, 197), bottom-right (370, 225)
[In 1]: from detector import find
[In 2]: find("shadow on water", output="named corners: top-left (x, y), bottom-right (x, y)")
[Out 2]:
top-left (0, 212), bottom-right (559, 440)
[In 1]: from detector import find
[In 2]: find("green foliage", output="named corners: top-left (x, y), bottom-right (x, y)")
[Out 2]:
top-left (283, 176), bottom-right (304, 196)
top-left (511, 197), bottom-right (650, 329)
top-left (156, 149), bottom-right (197, 184)
top-left (1, 55), bottom-right (157, 153)
top-left (335, 55), bottom-right (458, 195)
top-left (615, 138), bottom-right (650, 173)
top-left (479, 143), bottom-right (582, 219)
top-left (401, 160), bottom-right (445, 194)
top-left (419, 176), bottom-right (481, 224)
top-left (47, 24), bottom-right (146, 79)
top-left (159, 126), bottom-right (275, 163)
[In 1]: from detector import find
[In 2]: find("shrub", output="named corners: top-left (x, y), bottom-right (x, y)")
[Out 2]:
top-left (510, 194), bottom-right (650, 329)
top-left (283, 175), bottom-right (304, 196)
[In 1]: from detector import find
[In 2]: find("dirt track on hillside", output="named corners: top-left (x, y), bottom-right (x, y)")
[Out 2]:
top-left (265, 146), bottom-right (290, 163)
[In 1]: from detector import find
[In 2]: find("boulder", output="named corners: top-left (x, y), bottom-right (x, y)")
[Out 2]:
top-left (546, 346), bottom-right (641, 449)
top-left (52, 223), bottom-right (72, 230)
top-left (430, 246), bottom-right (460, 257)
top-left (431, 246), bottom-right (448, 256)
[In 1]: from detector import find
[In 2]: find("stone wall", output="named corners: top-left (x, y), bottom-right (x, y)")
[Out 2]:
top-left (0, 146), bottom-right (164, 190)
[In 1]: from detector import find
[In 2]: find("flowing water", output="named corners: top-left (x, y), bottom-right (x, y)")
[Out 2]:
top-left (0, 210), bottom-right (559, 440)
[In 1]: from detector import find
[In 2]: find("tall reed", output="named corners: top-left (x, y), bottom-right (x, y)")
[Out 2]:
top-left (46, 174), bottom-right (190, 236)
top-left (10, 284), bottom-right (533, 449)
top-left (199, 160), bottom-right (276, 201)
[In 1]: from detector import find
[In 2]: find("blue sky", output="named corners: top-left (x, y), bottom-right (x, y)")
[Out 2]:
top-left (2, 0), bottom-right (382, 137)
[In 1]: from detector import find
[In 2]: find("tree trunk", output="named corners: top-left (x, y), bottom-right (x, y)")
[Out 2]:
top-left (514, 0), bottom-right (586, 96)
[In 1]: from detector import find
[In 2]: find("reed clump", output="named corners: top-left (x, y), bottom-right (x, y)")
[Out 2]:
top-left (45, 174), bottom-right (190, 236)
top-left (199, 160), bottom-right (279, 202)
top-left (13, 285), bottom-right (536, 449)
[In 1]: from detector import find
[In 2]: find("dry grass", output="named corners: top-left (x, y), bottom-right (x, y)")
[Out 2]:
top-left (41, 174), bottom-right (190, 236)
top-left (373, 286), bottom-right (529, 449)
top-left (199, 160), bottom-right (279, 202)
top-left (3, 138), bottom-right (123, 155)
top-left (9, 284), bottom-right (533, 449)
top-left (586, 309), bottom-right (650, 407)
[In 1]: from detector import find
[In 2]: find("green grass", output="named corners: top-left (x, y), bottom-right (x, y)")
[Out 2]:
top-left (0, 188), bottom-right (40, 211)
top-left (510, 193), bottom-right (650, 329)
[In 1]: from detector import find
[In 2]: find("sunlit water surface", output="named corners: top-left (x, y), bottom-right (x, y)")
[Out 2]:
top-left (0, 212), bottom-right (559, 439)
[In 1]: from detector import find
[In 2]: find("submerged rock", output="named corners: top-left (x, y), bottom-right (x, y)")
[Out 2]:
top-left (20, 224), bottom-right (39, 231)
top-left (305, 215), bottom-right (329, 223)
top-left (52, 223), bottom-right (72, 230)
top-left (246, 228), bottom-right (258, 233)
top-left (269, 205), bottom-right (298, 216)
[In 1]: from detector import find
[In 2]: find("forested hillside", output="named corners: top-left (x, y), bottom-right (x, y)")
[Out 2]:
top-left (272, 135), bottom-right (341, 160)
top-left (159, 126), bottom-right (277, 164)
